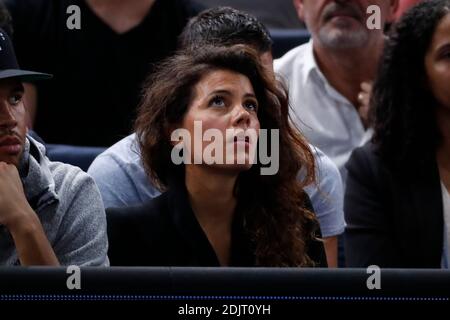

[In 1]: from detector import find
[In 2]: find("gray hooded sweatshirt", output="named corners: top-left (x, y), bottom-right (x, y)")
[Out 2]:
top-left (0, 136), bottom-right (109, 266)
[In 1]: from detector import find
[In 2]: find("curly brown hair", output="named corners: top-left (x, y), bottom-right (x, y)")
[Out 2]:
top-left (371, 0), bottom-right (450, 170)
top-left (135, 45), bottom-right (319, 267)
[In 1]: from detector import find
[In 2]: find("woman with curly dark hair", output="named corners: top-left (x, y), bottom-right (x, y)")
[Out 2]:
top-left (106, 45), bottom-right (326, 267)
top-left (345, 0), bottom-right (450, 268)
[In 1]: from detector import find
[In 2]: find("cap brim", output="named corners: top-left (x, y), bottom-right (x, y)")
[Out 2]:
top-left (0, 69), bottom-right (52, 82)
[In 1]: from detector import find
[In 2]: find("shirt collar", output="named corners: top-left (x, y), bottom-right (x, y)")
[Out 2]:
top-left (301, 39), bottom-right (318, 86)
top-left (19, 135), bottom-right (59, 211)
top-left (303, 39), bottom-right (353, 106)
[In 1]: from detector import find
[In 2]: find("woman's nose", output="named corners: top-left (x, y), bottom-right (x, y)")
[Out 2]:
top-left (232, 104), bottom-right (251, 128)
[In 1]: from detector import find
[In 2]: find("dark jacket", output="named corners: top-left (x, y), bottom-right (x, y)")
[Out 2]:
top-left (344, 142), bottom-right (444, 268)
top-left (107, 179), bottom-right (327, 267)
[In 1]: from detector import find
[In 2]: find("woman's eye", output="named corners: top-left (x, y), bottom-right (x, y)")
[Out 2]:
top-left (210, 96), bottom-right (226, 107)
top-left (9, 94), bottom-right (23, 106)
top-left (244, 100), bottom-right (258, 111)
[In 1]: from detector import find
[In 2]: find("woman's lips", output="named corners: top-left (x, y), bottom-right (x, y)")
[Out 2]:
top-left (233, 136), bottom-right (250, 147)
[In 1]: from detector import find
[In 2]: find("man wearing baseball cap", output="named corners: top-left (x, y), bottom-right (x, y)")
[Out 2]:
top-left (0, 28), bottom-right (108, 266)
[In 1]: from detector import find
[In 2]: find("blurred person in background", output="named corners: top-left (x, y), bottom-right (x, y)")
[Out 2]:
top-left (200, 0), bottom-right (305, 29)
top-left (345, 0), bottom-right (450, 268)
top-left (275, 0), bottom-right (399, 183)
top-left (3, 0), bottom-right (203, 147)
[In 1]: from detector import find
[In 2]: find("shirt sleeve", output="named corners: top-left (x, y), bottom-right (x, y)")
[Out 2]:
top-left (305, 148), bottom-right (346, 238)
top-left (52, 170), bottom-right (109, 267)
top-left (88, 153), bottom-right (147, 209)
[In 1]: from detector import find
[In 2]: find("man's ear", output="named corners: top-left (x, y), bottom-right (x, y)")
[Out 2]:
top-left (387, 0), bottom-right (400, 23)
top-left (293, 0), bottom-right (305, 22)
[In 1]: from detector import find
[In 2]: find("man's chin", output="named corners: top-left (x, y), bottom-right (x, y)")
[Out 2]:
top-left (0, 153), bottom-right (22, 167)
top-left (318, 27), bottom-right (368, 49)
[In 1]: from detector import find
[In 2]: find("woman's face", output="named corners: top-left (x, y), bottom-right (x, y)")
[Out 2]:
top-left (179, 69), bottom-right (260, 173)
top-left (425, 13), bottom-right (450, 111)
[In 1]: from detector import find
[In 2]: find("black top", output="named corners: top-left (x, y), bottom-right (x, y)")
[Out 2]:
top-left (344, 142), bottom-right (444, 268)
top-left (5, 0), bottom-right (203, 146)
top-left (107, 180), bottom-right (327, 267)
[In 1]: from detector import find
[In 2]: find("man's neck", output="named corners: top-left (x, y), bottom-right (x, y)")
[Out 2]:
top-left (313, 37), bottom-right (384, 107)
top-left (85, 0), bottom-right (156, 34)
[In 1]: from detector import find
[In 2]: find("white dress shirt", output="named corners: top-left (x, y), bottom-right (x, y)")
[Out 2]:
top-left (274, 40), bottom-right (372, 183)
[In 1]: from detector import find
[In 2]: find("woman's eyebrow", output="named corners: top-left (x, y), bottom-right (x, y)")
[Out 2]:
top-left (208, 89), bottom-right (231, 96)
top-left (206, 90), bottom-right (256, 99)
top-left (243, 93), bottom-right (257, 99)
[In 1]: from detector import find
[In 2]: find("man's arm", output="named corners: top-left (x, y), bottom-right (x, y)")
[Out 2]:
top-left (51, 167), bottom-right (109, 266)
top-left (0, 162), bottom-right (59, 266)
top-left (305, 147), bottom-right (345, 267)
top-left (323, 236), bottom-right (338, 268)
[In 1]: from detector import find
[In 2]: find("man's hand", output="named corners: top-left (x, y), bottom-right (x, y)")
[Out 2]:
top-left (357, 81), bottom-right (373, 129)
top-left (0, 161), bottom-right (59, 266)
top-left (0, 162), bottom-right (33, 229)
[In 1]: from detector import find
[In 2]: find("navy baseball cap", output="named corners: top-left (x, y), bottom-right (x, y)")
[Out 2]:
top-left (0, 28), bottom-right (52, 81)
